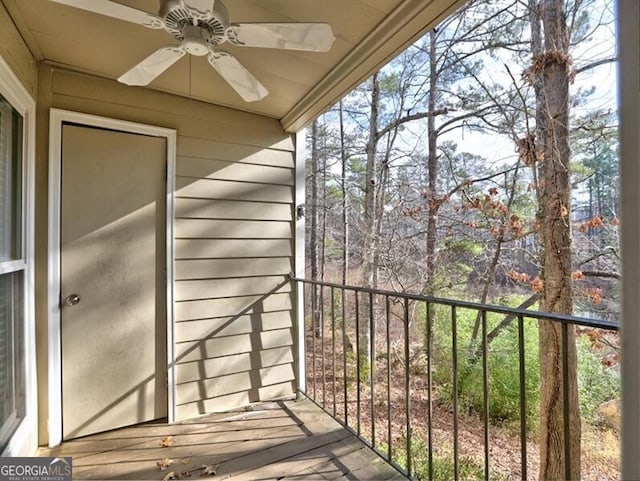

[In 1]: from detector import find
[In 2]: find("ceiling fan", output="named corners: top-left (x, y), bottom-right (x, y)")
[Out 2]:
top-left (50, 0), bottom-right (336, 102)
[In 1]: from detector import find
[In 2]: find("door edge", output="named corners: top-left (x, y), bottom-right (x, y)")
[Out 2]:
top-left (47, 109), bottom-right (177, 447)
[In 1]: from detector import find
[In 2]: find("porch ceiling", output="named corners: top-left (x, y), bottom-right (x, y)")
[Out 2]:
top-left (2, 0), bottom-right (463, 131)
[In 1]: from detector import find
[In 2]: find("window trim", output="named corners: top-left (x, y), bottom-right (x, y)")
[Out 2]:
top-left (0, 55), bottom-right (36, 457)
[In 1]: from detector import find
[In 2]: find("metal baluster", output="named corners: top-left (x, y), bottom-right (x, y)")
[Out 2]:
top-left (370, 291), bottom-right (376, 447)
top-left (331, 286), bottom-right (337, 417)
top-left (386, 295), bottom-right (392, 462)
top-left (320, 285), bottom-right (326, 407)
top-left (355, 290), bottom-right (361, 437)
top-left (311, 282), bottom-right (317, 400)
top-left (404, 298), bottom-right (412, 477)
top-left (482, 309), bottom-right (490, 480)
top-left (518, 315), bottom-right (528, 480)
top-left (426, 302), bottom-right (433, 481)
top-left (452, 305), bottom-right (459, 481)
top-left (562, 321), bottom-right (571, 481)
top-left (342, 288), bottom-right (348, 426)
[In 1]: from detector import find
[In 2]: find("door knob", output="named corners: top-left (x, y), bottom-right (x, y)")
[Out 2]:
top-left (64, 294), bottom-right (81, 307)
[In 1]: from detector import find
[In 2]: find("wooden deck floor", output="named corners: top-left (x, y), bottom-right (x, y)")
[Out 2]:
top-left (40, 397), bottom-right (406, 480)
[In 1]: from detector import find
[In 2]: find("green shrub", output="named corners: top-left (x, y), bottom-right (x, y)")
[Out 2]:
top-left (576, 336), bottom-right (620, 419)
top-left (426, 299), bottom-right (620, 431)
top-left (429, 304), bottom-right (541, 429)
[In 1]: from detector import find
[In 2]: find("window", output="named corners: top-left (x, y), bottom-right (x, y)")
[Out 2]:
top-left (0, 94), bottom-right (24, 450)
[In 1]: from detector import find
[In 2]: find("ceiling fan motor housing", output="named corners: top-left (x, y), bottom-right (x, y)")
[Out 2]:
top-left (160, 0), bottom-right (229, 46)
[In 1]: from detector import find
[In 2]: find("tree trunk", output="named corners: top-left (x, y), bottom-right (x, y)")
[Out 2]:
top-left (362, 73), bottom-right (380, 290)
top-left (309, 120), bottom-right (321, 337)
top-left (535, 1), bottom-right (581, 479)
top-left (426, 30), bottom-right (439, 298)
top-left (359, 73), bottom-right (380, 365)
top-left (339, 100), bottom-right (349, 286)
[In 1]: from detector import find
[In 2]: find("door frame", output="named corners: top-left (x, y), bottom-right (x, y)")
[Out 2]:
top-left (47, 109), bottom-right (177, 447)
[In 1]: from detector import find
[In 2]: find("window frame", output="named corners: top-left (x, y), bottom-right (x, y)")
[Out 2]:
top-left (0, 54), bottom-right (36, 457)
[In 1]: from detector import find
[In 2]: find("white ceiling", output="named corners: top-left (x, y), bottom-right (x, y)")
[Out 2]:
top-left (3, 0), bottom-right (463, 131)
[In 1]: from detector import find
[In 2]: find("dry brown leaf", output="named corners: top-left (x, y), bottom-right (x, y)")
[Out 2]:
top-left (157, 458), bottom-right (173, 471)
top-left (176, 472), bottom-right (192, 479)
top-left (200, 464), bottom-right (219, 476)
top-left (180, 458), bottom-right (191, 465)
top-left (160, 436), bottom-right (175, 447)
top-left (162, 472), bottom-right (176, 481)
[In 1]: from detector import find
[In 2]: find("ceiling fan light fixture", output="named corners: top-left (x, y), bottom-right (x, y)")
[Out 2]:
top-left (49, 0), bottom-right (336, 102)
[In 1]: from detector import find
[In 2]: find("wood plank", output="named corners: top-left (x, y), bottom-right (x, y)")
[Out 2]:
top-left (39, 399), bottom-right (403, 480)
top-left (175, 238), bottom-right (293, 259)
top-left (175, 275), bottom-right (291, 301)
top-left (175, 198), bottom-right (291, 221)
top-left (175, 218), bottom-right (292, 239)
top-left (176, 257), bottom-right (292, 280)
top-left (175, 292), bottom-right (293, 321)
top-left (175, 311), bottom-right (293, 342)
top-left (175, 328), bottom-right (294, 362)
top-left (177, 156), bottom-right (294, 185)
top-left (175, 178), bottom-right (293, 203)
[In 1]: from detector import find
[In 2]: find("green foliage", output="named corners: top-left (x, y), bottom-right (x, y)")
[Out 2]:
top-left (430, 306), bottom-right (541, 429)
top-left (426, 297), bottom-right (620, 432)
top-left (576, 336), bottom-right (620, 419)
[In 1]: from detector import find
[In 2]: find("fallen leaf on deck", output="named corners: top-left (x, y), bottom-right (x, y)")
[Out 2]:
top-left (156, 458), bottom-right (173, 471)
top-left (161, 471), bottom-right (176, 481)
top-left (200, 464), bottom-right (219, 476)
top-left (176, 472), bottom-right (192, 479)
top-left (180, 458), bottom-right (191, 465)
top-left (160, 436), bottom-right (175, 447)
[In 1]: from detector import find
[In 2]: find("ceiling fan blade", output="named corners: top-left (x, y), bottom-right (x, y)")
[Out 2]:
top-left (118, 46), bottom-right (186, 86)
top-left (183, 0), bottom-right (216, 15)
top-left (49, 0), bottom-right (164, 29)
top-left (207, 51), bottom-right (268, 102)
top-left (226, 23), bottom-right (335, 52)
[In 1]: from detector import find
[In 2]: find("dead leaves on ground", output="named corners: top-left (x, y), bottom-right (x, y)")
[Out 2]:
top-left (156, 436), bottom-right (219, 479)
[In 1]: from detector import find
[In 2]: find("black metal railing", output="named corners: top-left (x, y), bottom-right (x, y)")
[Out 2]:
top-left (291, 276), bottom-right (619, 480)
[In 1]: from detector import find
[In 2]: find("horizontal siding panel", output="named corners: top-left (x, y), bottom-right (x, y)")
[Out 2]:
top-left (178, 137), bottom-right (295, 166)
top-left (175, 239), bottom-right (292, 259)
top-left (176, 311), bottom-right (293, 342)
top-left (258, 381), bottom-right (296, 401)
top-left (177, 157), bottom-right (294, 185)
top-left (175, 198), bottom-right (291, 221)
top-left (175, 347), bottom-right (294, 383)
top-left (175, 219), bottom-right (292, 239)
top-left (50, 70), bottom-right (293, 150)
top-left (175, 178), bottom-right (293, 203)
top-left (176, 392), bottom-right (251, 419)
top-left (175, 276), bottom-right (290, 301)
top-left (176, 258), bottom-right (292, 280)
top-left (176, 293), bottom-right (293, 321)
top-left (176, 328), bottom-right (293, 362)
top-left (177, 364), bottom-right (296, 404)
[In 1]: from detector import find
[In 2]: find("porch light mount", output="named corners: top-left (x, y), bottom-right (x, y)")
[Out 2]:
top-left (296, 204), bottom-right (306, 220)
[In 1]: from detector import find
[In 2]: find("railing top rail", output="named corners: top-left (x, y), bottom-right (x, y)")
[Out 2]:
top-left (290, 275), bottom-right (619, 331)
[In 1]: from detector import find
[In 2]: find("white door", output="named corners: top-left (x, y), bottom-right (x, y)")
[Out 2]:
top-left (60, 124), bottom-right (167, 440)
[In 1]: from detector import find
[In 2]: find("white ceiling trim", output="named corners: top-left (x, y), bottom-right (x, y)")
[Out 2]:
top-left (280, 0), bottom-right (466, 133)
